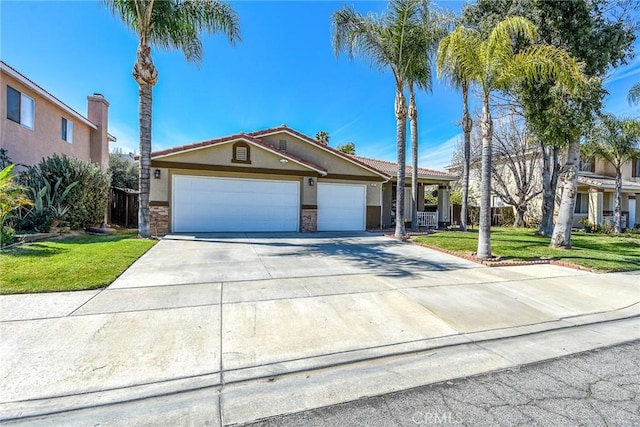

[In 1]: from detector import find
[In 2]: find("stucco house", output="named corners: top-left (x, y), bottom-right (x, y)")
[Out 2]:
top-left (1, 61), bottom-right (115, 171)
top-left (148, 125), bottom-right (457, 235)
top-left (575, 158), bottom-right (640, 229)
top-left (449, 154), bottom-right (640, 230)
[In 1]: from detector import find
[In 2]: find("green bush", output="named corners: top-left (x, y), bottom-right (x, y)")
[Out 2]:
top-left (20, 154), bottom-right (110, 230)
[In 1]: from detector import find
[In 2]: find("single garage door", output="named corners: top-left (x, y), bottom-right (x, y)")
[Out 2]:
top-left (172, 176), bottom-right (299, 232)
top-left (317, 183), bottom-right (366, 231)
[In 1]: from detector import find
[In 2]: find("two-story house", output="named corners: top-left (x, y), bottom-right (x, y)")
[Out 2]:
top-left (450, 154), bottom-right (640, 230)
top-left (575, 158), bottom-right (640, 229)
top-left (0, 61), bottom-right (115, 171)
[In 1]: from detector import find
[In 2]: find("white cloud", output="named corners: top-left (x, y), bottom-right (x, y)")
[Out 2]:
top-left (419, 133), bottom-right (461, 170)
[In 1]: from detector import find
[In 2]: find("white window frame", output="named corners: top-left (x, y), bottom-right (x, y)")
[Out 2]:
top-left (62, 117), bottom-right (73, 143)
top-left (6, 85), bottom-right (34, 130)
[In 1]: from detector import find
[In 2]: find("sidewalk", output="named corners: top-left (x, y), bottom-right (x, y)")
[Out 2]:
top-left (1, 235), bottom-right (638, 425)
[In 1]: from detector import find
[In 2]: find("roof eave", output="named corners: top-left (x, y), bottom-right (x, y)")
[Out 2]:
top-left (251, 128), bottom-right (391, 180)
top-left (1, 61), bottom-right (98, 130)
top-left (152, 135), bottom-right (328, 175)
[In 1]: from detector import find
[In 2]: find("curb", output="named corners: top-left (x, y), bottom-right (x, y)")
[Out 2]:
top-left (2, 305), bottom-right (638, 423)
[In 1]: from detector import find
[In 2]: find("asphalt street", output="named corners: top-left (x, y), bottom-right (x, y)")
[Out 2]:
top-left (248, 341), bottom-right (640, 427)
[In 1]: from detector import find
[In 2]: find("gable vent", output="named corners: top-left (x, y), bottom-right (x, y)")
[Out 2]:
top-left (278, 140), bottom-right (287, 151)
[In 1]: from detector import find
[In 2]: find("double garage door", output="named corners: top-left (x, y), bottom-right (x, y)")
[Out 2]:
top-left (172, 176), bottom-right (366, 232)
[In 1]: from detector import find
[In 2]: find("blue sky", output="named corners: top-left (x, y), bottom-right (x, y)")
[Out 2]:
top-left (1, 1), bottom-right (638, 170)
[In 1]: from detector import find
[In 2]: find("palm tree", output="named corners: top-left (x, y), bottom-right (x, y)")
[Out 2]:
top-left (333, 0), bottom-right (428, 239)
top-left (437, 17), bottom-right (583, 258)
top-left (405, 3), bottom-right (449, 229)
top-left (436, 24), bottom-right (474, 232)
top-left (315, 131), bottom-right (330, 145)
top-left (584, 114), bottom-right (640, 233)
top-left (337, 142), bottom-right (356, 154)
top-left (104, 0), bottom-right (241, 238)
top-left (629, 83), bottom-right (640, 105)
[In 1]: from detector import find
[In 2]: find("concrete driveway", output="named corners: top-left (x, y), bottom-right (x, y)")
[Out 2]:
top-left (1, 233), bottom-right (639, 425)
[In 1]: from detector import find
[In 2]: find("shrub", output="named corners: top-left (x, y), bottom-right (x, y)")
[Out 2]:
top-left (21, 155), bottom-right (110, 230)
top-left (1, 164), bottom-right (32, 245)
top-left (109, 152), bottom-right (139, 190)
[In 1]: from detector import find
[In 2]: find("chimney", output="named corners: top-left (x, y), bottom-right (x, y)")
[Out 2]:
top-left (87, 93), bottom-right (110, 171)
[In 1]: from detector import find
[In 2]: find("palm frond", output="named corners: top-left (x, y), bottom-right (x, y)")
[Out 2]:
top-left (502, 45), bottom-right (586, 94)
top-left (436, 25), bottom-right (481, 88)
top-left (104, 0), bottom-right (240, 64)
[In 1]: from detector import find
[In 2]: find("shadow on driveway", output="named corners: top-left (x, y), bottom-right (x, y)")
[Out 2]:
top-left (163, 232), bottom-right (477, 279)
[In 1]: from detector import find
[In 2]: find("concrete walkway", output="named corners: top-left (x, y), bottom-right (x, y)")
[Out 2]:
top-left (1, 233), bottom-right (638, 425)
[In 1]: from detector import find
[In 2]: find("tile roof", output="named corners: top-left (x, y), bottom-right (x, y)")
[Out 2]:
top-left (352, 156), bottom-right (458, 180)
top-left (249, 125), bottom-right (391, 179)
top-left (149, 133), bottom-right (327, 174)
top-left (578, 173), bottom-right (640, 191)
top-left (148, 124), bottom-right (454, 181)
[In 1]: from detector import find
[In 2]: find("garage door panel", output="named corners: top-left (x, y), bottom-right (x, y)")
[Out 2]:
top-left (173, 176), bottom-right (299, 232)
top-left (317, 183), bottom-right (366, 231)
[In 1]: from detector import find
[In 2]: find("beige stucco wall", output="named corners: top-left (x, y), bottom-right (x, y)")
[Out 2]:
top-left (158, 141), bottom-right (314, 173)
top-left (150, 168), bottom-right (311, 204)
top-left (1, 72), bottom-right (94, 169)
top-left (260, 132), bottom-right (383, 178)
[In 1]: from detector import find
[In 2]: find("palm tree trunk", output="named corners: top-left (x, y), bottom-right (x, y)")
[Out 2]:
top-left (461, 82), bottom-right (471, 232)
top-left (394, 89), bottom-right (408, 239)
top-left (409, 85), bottom-right (418, 230)
top-left (615, 166), bottom-right (622, 233)
top-left (138, 83), bottom-right (152, 238)
top-left (477, 94), bottom-right (492, 259)
top-left (550, 137), bottom-right (580, 248)
top-left (133, 44), bottom-right (158, 239)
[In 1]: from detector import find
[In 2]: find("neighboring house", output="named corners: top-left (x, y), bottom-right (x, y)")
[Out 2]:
top-left (448, 155), bottom-right (640, 230)
top-left (147, 125), bottom-right (456, 235)
top-left (576, 158), bottom-right (640, 229)
top-left (0, 61), bottom-right (115, 171)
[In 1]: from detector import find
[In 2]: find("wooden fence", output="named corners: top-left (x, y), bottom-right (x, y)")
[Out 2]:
top-left (108, 187), bottom-right (139, 228)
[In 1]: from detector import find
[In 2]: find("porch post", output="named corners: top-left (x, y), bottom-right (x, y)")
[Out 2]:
top-left (635, 193), bottom-right (640, 229)
top-left (437, 184), bottom-right (451, 228)
top-left (417, 183), bottom-right (425, 212)
top-left (588, 187), bottom-right (603, 227)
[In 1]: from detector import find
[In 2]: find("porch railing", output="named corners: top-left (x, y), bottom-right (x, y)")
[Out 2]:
top-left (416, 211), bottom-right (438, 229)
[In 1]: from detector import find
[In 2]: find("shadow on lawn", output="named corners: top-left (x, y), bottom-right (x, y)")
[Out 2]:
top-left (2, 243), bottom-right (68, 258)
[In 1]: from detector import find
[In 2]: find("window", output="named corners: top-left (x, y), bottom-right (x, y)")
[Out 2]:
top-left (231, 142), bottom-right (251, 164)
top-left (579, 157), bottom-right (595, 172)
top-left (574, 193), bottom-right (589, 214)
top-left (633, 158), bottom-right (639, 178)
top-left (278, 140), bottom-right (287, 151)
top-left (6, 85), bottom-right (34, 129)
top-left (61, 117), bottom-right (73, 143)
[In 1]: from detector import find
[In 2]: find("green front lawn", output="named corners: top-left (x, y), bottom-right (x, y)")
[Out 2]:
top-left (413, 228), bottom-right (640, 273)
top-left (0, 232), bottom-right (156, 294)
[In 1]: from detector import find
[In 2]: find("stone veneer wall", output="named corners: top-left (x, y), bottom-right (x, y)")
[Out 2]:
top-left (150, 205), bottom-right (169, 236)
top-left (301, 208), bottom-right (317, 232)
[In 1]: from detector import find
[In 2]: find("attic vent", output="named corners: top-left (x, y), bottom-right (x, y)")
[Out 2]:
top-left (236, 146), bottom-right (248, 161)
top-left (278, 140), bottom-right (287, 151)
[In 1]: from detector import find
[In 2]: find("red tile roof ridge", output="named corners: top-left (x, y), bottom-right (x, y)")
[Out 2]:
top-left (352, 155), bottom-right (457, 178)
top-left (149, 132), bottom-right (327, 173)
top-left (249, 126), bottom-right (391, 179)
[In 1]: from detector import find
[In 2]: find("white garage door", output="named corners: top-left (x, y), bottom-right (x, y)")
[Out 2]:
top-left (317, 183), bottom-right (366, 231)
top-left (172, 176), bottom-right (299, 232)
